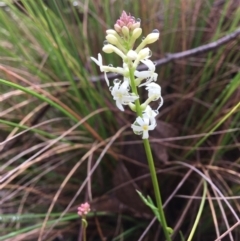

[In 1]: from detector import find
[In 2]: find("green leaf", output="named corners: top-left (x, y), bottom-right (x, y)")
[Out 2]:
top-left (136, 190), bottom-right (173, 234)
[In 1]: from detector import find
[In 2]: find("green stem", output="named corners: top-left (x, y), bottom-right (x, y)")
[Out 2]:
top-left (82, 219), bottom-right (87, 241)
top-left (128, 67), bottom-right (171, 241)
top-left (143, 139), bottom-right (171, 241)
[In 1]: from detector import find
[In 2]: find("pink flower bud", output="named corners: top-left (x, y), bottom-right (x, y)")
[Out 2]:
top-left (114, 24), bottom-right (121, 32)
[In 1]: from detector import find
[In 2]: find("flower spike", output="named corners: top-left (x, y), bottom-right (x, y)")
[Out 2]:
top-left (90, 11), bottom-right (163, 139)
top-left (90, 11), bottom-right (172, 241)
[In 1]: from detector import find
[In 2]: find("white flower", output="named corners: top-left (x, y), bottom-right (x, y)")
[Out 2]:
top-left (138, 48), bottom-right (151, 60)
top-left (91, 54), bottom-right (128, 86)
top-left (91, 54), bottom-right (110, 86)
top-left (132, 28), bottom-right (142, 40)
top-left (111, 81), bottom-right (138, 111)
top-left (102, 44), bottom-right (126, 60)
top-left (131, 116), bottom-right (156, 139)
top-left (145, 83), bottom-right (161, 101)
top-left (106, 34), bottom-right (119, 45)
top-left (135, 30), bottom-right (160, 52)
top-left (133, 48), bottom-right (151, 69)
top-left (143, 105), bottom-right (158, 125)
top-left (127, 50), bottom-right (138, 60)
top-left (135, 59), bottom-right (158, 86)
top-left (90, 53), bottom-right (103, 70)
top-left (106, 29), bottom-right (118, 35)
top-left (144, 31), bottom-right (160, 44)
top-left (145, 83), bottom-right (163, 110)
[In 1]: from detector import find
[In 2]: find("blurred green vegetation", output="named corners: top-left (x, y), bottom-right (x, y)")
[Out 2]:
top-left (0, 0), bottom-right (239, 240)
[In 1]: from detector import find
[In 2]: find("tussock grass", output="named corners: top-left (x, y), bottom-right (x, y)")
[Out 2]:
top-left (0, 0), bottom-right (239, 240)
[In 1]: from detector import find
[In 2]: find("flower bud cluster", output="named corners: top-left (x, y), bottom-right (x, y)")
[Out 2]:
top-left (77, 202), bottom-right (90, 217)
top-left (91, 11), bottom-right (163, 139)
top-left (114, 11), bottom-right (140, 35)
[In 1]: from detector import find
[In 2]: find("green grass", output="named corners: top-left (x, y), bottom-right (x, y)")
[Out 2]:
top-left (0, 0), bottom-right (239, 240)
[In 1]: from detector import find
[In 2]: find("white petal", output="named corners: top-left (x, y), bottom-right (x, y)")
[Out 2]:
top-left (104, 72), bottom-right (110, 86)
top-left (146, 83), bottom-right (161, 98)
top-left (135, 70), bottom-right (152, 79)
top-left (120, 80), bottom-right (129, 89)
top-left (98, 53), bottom-right (103, 65)
top-left (136, 117), bottom-right (144, 126)
top-left (142, 130), bottom-right (149, 139)
top-left (139, 75), bottom-right (157, 87)
top-left (153, 73), bottom-right (158, 81)
top-left (146, 82), bottom-right (160, 89)
top-left (150, 117), bottom-right (156, 126)
top-left (138, 48), bottom-right (151, 60)
top-left (141, 59), bottom-right (155, 71)
top-left (116, 100), bottom-right (124, 111)
top-left (144, 105), bottom-right (152, 112)
top-left (122, 96), bottom-right (136, 103)
top-left (90, 56), bottom-right (100, 66)
top-left (157, 96), bottom-right (164, 110)
top-left (148, 122), bottom-right (156, 130)
top-left (131, 125), bottom-right (142, 132)
top-left (129, 94), bottom-right (139, 99)
top-left (143, 106), bottom-right (158, 119)
top-left (124, 77), bottom-right (130, 84)
top-left (143, 117), bottom-right (150, 125)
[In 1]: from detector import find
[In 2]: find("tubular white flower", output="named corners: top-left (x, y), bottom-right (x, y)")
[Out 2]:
top-left (131, 116), bottom-right (156, 139)
top-left (91, 54), bottom-right (111, 86)
top-left (106, 29), bottom-right (118, 35)
top-left (135, 59), bottom-right (158, 86)
top-left (106, 34), bottom-right (120, 45)
top-left (141, 83), bottom-right (163, 111)
top-left (129, 27), bottom-right (142, 47)
top-left (106, 29), bottom-right (124, 45)
top-left (91, 54), bottom-right (128, 86)
top-left (103, 44), bottom-right (127, 60)
top-left (143, 105), bottom-right (158, 125)
top-left (102, 45), bottom-right (114, 54)
top-left (132, 27), bottom-right (142, 40)
top-left (133, 48), bottom-right (151, 69)
top-left (144, 31), bottom-right (160, 44)
top-left (101, 66), bottom-right (125, 75)
top-left (135, 30), bottom-right (160, 52)
top-left (106, 34), bottom-right (126, 52)
top-left (145, 82), bottom-right (161, 100)
top-left (127, 50), bottom-right (138, 60)
top-left (138, 48), bottom-right (151, 60)
top-left (111, 81), bottom-right (138, 111)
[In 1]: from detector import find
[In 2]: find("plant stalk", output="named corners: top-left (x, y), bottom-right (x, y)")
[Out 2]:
top-left (128, 66), bottom-right (171, 241)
